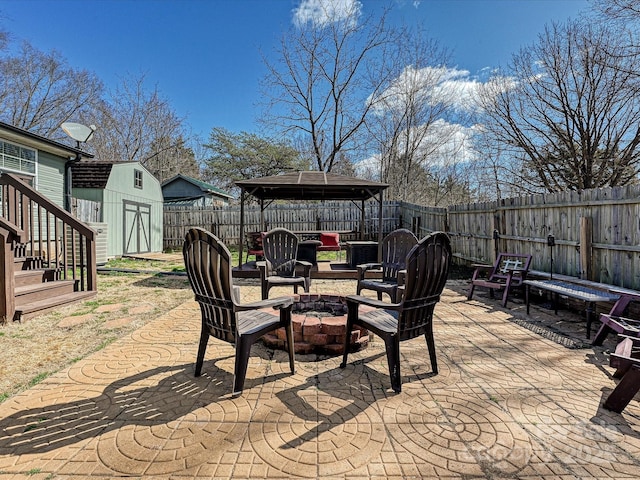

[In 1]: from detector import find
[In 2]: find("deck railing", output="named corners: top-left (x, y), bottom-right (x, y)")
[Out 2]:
top-left (0, 173), bottom-right (96, 322)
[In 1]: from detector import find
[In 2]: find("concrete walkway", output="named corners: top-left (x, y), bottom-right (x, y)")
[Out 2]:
top-left (1, 280), bottom-right (639, 479)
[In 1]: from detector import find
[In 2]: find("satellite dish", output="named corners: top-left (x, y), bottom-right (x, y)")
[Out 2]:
top-left (61, 122), bottom-right (97, 147)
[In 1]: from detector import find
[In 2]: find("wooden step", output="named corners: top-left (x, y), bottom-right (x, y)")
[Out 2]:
top-left (14, 290), bottom-right (96, 322)
top-left (13, 256), bottom-right (45, 270)
top-left (14, 268), bottom-right (57, 287)
top-left (15, 279), bottom-right (79, 306)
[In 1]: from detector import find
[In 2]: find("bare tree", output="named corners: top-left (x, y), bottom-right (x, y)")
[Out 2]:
top-left (144, 136), bottom-right (200, 183)
top-left (261, 1), bottom-right (397, 172)
top-left (593, 0), bottom-right (640, 21)
top-left (0, 42), bottom-right (103, 139)
top-left (88, 74), bottom-right (188, 176)
top-left (479, 20), bottom-right (640, 193)
top-left (363, 27), bottom-right (477, 204)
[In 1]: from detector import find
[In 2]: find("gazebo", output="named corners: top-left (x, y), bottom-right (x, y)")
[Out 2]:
top-left (235, 171), bottom-right (388, 267)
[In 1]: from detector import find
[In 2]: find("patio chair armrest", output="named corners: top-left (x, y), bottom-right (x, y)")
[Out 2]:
top-left (345, 294), bottom-right (402, 311)
top-left (235, 295), bottom-right (294, 312)
top-left (471, 263), bottom-right (492, 280)
top-left (295, 259), bottom-right (312, 275)
top-left (356, 263), bottom-right (382, 279)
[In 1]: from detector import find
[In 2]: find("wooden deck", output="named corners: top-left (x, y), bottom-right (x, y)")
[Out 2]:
top-left (232, 260), bottom-right (381, 280)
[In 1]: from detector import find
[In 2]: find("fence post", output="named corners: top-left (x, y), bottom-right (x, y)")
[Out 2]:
top-left (580, 216), bottom-right (593, 280)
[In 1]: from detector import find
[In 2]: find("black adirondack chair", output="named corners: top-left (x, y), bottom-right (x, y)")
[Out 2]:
top-left (259, 228), bottom-right (312, 299)
top-left (341, 231), bottom-right (452, 393)
top-left (183, 227), bottom-right (295, 396)
top-left (356, 228), bottom-right (418, 302)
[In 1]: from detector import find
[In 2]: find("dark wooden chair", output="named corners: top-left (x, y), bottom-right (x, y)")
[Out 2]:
top-left (592, 292), bottom-right (640, 346)
top-left (467, 252), bottom-right (532, 307)
top-left (341, 231), bottom-right (452, 392)
top-left (356, 228), bottom-right (418, 302)
top-left (183, 227), bottom-right (295, 396)
top-left (259, 228), bottom-right (312, 300)
top-left (603, 335), bottom-right (640, 413)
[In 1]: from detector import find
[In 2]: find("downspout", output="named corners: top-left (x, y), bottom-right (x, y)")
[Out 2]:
top-left (65, 154), bottom-right (81, 213)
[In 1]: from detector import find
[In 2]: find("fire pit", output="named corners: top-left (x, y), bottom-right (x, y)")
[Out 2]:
top-left (262, 294), bottom-right (369, 355)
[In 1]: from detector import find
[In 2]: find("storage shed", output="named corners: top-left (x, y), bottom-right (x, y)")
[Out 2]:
top-left (71, 161), bottom-right (164, 259)
top-left (162, 174), bottom-right (232, 207)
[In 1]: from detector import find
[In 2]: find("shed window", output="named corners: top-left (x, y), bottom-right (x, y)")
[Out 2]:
top-left (134, 169), bottom-right (143, 189)
top-left (0, 139), bottom-right (36, 176)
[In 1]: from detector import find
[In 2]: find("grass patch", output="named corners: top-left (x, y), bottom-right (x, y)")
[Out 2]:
top-left (28, 372), bottom-right (50, 388)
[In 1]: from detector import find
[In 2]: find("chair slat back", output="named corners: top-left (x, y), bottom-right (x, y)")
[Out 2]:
top-left (381, 229), bottom-right (418, 281)
top-left (183, 228), bottom-right (236, 343)
top-left (263, 228), bottom-right (299, 277)
top-left (491, 253), bottom-right (532, 285)
top-left (398, 231), bottom-right (451, 341)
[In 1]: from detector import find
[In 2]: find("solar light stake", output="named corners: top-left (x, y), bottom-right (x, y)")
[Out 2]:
top-left (547, 234), bottom-right (555, 280)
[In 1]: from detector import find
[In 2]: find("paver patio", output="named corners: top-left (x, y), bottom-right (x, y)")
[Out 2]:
top-left (1, 279), bottom-right (639, 479)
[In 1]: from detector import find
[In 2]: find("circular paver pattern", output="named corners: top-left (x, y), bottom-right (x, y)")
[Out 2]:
top-left (505, 391), bottom-right (640, 475)
top-left (248, 388), bottom-right (385, 477)
top-left (382, 391), bottom-right (533, 477)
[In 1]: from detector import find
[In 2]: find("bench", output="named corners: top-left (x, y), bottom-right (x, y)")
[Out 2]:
top-left (524, 279), bottom-right (620, 338)
top-left (603, 335), bottom-right (640, 413)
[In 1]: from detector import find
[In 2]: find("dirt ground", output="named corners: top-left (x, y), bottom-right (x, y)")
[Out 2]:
top-left (0, 257), bottom-right (194, 402)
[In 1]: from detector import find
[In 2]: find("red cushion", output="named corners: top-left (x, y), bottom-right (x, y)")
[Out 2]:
top-left (318, 233), bottom-right (340, 251)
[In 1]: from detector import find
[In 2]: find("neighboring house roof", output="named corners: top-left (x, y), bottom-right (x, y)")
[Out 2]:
top-left (161, 174), bottom-right (233, 200)
top-left (0, 121), bottom-right (93, 159)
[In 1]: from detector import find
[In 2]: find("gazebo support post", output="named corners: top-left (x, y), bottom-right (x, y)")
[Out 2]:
top-left (377, 190), bottom-right (383, 258)
top-left (260, 198), bottom-right (265, 232)
top-left (239, 188), bottom-right (245, 268)
top-left (360, 200), bottom-right (365, 240)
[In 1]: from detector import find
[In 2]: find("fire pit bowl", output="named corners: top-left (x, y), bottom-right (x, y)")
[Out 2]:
top-left (262, 294), bottom-right (370, 355)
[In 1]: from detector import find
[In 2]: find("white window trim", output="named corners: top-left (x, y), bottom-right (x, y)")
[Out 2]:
top-left (0, 138), bottom-right (37, 179)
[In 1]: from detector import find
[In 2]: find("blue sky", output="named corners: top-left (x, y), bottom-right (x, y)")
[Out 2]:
top-left (0, 0), bottom-right (589, 140)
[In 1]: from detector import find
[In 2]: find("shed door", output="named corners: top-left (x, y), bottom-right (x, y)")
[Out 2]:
top-left (123, 200), bottom-right (151, 255)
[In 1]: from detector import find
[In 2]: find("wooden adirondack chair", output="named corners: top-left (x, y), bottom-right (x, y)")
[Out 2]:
top-left (467, 252), bottom-right (532, 307)
top-left (183, 227), bottom-right (295, 396)
top-left (604, 335), bottom-right (640, 413)
top-left (259, 228), bottom-right (312, 300)
top-left (341, 232), bottom-right (452, 393)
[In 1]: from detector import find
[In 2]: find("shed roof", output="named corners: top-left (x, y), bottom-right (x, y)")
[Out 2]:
top-left (235, 171), bottom-right (387, 201)
top-left (71, 161), bottom-right (114, 188)
top-left (162, 174), bottom-right (232, 199)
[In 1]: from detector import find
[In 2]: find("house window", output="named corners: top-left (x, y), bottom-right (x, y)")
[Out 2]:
top-left (134, 169), bottom-right (143, 189)
top-left (0, 139), bottom-right (36, 176)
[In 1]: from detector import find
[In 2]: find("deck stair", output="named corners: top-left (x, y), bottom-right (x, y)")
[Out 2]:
top-left (12, 254), bottom-right (96, 321)
top-left (1, 173), bottom-right (97, 323)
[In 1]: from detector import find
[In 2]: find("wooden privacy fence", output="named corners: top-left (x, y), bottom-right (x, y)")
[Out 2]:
top-left (163, 184), bottom-right (640, 291)
top-left (164, 201), bottom-right (407, 251)
top-left (448, 185), bottom-right (640, 290)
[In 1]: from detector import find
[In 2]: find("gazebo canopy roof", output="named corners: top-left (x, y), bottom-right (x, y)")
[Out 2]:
top-left (235, 171), bottom-right (388, 201)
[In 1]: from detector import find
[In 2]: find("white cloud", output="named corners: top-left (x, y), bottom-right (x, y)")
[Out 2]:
top-left (292, 0), bottom-right (362, 28)
top-left (371, 66), bottom-right (488, 116)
